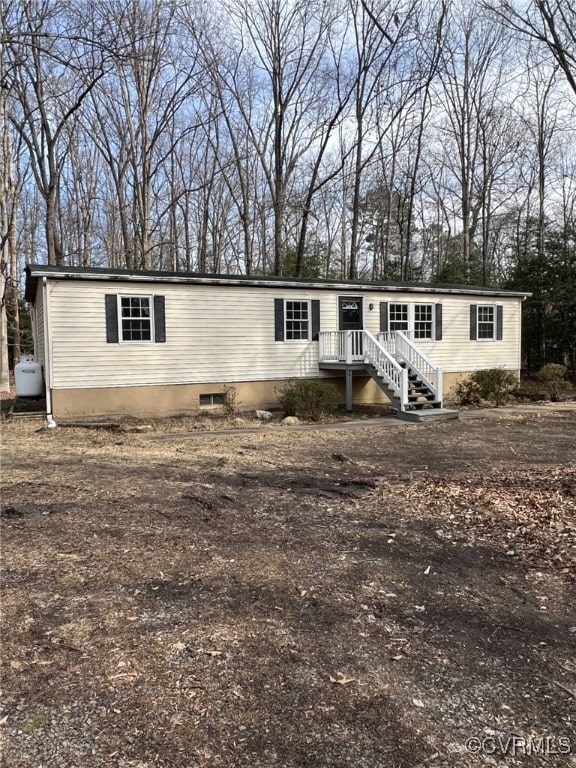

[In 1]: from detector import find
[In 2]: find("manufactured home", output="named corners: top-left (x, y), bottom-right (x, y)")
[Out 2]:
top-left (24, 264), bottom-right (528, 423)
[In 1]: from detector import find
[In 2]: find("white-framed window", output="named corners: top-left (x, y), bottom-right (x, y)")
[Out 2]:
top-left (388, 303), bottom-right (434, 339)
top-left (389, 303), bottom-right (409, 332)
top-left (414, 304), bottom-right (434, 339)
top-left (119, 295), bottom-right (153, 342)
top-left (285, 300), bottom-right (310, 341)
top-left (477, 305), bottom-right (495, 340)
top-left (105, 293), bottom-right (165, 344)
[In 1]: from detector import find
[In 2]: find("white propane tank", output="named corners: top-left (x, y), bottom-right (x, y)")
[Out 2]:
top-left (14, 355), bottom-right (44, 398)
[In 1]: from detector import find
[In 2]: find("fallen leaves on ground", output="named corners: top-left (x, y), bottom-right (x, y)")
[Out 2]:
top-left (404, 467), bottom-right (576, 576)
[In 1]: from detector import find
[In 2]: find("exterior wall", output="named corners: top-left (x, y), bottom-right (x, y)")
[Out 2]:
top-left (48, 281), bottom-right (323, 389)
top-left (33, 285), bottom-right (45, 366)
top-left (51, 376), bottom-right (389, 420)
top-left (51, 371), bottom-right (489, 420)
top-left (412, 298), bottom-right (521, 374)
top-left (37, 277), bottom-right (524, 418)
top-left (441, 370), bottom-right (519, 403)
top-left (52, 380), bottom-right (282, 419)
top-left (45, 279), bottom-right (523, 387)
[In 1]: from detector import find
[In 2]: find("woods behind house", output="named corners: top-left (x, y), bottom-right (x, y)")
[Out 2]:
top-left (1, 0), bottom-right (575, 378)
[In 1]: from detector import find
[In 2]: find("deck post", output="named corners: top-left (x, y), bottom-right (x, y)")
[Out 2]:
top-left (345, 330), bottom-right (353, 364)
top-left (345, 368), bottom-right (353, 412)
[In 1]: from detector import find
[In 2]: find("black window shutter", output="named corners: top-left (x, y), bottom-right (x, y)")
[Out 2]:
top-left (496, 305), bottom-right (503, 340)
top-left (154, 295), bottom-right (166, 343)
top-left (274, 298), bottom-right (284, 341)
top-left (311, 299), bottom-right (320, 341)
top-left (379, 302), bottom-right (388, 332)
top-left (470, 305), bottom-right (477, 340)
top-left (434, 303), bottom-right (443, 340)
top-left (105, 294), bottom-right (119, 343)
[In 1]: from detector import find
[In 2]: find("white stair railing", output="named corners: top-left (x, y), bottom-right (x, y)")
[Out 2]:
top-left (375, 331), bottom-right (396, 354)
top-left (319, 330), bottom-right (441, 410)
top-left (345, 330), bottom-right (364, 362)
top-left (319, 330), bottom-right (364, 363)
top-left (318, 331), bottom-right (341, 362)
top-left (362, 330), bottom-right (408, 408)
top-left (394, 330), bottom-right (443, 402)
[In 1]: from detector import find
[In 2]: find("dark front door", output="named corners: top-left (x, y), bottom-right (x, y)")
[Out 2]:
top-left (339, 296), bottom-right (363, 331)
top-left (338, 296), bottom-right (363, 357)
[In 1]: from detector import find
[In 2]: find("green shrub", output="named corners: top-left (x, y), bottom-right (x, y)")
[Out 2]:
top-left (537, 363), bottom-right (570, 402)
top-left (454, 368), bottom-right (518, 407)
top-left (277, 379), bottom-right (340, 421)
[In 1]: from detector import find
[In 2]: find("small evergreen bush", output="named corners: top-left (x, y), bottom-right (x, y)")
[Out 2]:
top-left (537, 363), bottom-right (570, 402)
top-left (278, 379), bottom-right (340, 421)
top-left (454, 368), bottom-right (518, 407)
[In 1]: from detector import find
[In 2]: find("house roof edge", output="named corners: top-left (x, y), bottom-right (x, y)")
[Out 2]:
top-left (24, 264), bottom-right (531, 300)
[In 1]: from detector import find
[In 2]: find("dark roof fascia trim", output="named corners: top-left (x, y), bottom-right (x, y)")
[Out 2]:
top-left (25, 265), bottom-right (531, 299)
top-left (24, 271), bottom-right (38, 303)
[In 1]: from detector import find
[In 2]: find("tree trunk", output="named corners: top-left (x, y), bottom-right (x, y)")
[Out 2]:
top-left (0, 55), bottom-right (14, 389)
top-left (0, 274), bottom-right (9, 392)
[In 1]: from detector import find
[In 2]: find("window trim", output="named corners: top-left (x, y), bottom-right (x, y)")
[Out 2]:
top-left (387, 302), bottom-right (436, 340)
top-left (118, 294), bottom-right (155, 344)
top-left (413, 303), bottom-right (434, 340)
top-left (274, 298), bottom-right (320, 342)
top-left (476, 304), bottom-right (496, 342)
top-left (389, 302), bottom-right (410, 333)
top-left (199, 393), bottom-right (225, 407)
top-left (470, 303), bottom-right (503, 341)
top-left (105, 293), bottom-right (165, 344)
top-left (284, 299), bottom-right (311, 342)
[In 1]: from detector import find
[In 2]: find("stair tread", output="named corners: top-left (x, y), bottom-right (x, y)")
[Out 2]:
top-left (397, 408), bottom-right (458, 423)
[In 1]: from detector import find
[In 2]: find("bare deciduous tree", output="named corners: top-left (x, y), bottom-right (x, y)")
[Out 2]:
top-left (213, 0), bottom-right (343, 275)
top-left (434, 3), bottom-right (517, 282)
top-left (5, 1), bottom-right (111, 265)
top-left (1, 0), bottom-right (19, 388)
top-left (89, 0), bottom-right (201, 270)
top-left (486, 1), bottom-right (576, 97)
top-left (347, 0), bottom-right (444, 278)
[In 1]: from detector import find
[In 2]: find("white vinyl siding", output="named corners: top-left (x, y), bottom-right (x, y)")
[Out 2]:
top-left (44, 282), bottom-right (523, 389)
top-left (419, 298), bottom-right (519, 372)
top-left (48, 283), bottom-right (326, 389)
top-left (33, 288), bottom-right (45, 365)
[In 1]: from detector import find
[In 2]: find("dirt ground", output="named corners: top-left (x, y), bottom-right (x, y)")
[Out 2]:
top-left (1, 407), bottom-right (575, 768)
